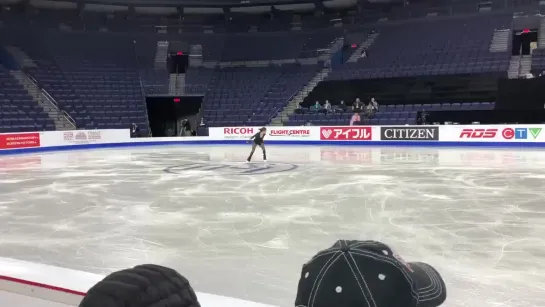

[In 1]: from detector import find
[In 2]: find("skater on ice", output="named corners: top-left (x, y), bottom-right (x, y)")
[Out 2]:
top-left (247, 127), bottom-right (267, 162)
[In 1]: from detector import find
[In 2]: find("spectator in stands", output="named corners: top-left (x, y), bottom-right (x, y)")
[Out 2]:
top-left (370, 97), bottom-right (379, 111)
top-left (418, 111), bottom-right (428, 125)
top-left (311, 101), bottom-right (322, 113)
top-left (364, 97), bottom-right (379, 118)
top-left (295, 240), bottom-right (447, 307)
top-left (199, 118), bottom-right (206, 127)
top-left (360, 48), bottom-right (368, 58)
top-left (352, 98), bottom-right (362, 114)
top-left (181, 119), bottom-right (192, 136)
top-left (334, 100), bottom-right (347, 113)
top-left (79, 264), bottom-right (201, 307)
top-left (295, 102), bottom-right (305, 114)
top-left (324, 100), bottom-right (333, 113)
top-left (131, 123), bottom-right (140, 138)
top-left (363, 103), bottom-right (374, 119)
top-left (350, 112), bottom-right (361, 126)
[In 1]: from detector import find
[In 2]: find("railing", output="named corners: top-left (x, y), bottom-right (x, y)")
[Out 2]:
top-left (135, 72), bottom-right (151, 137)
top-left (27, 73), bottom-right (76, 129)
top-left (133, 43), bottom-right (153, 137)
top-left (43, 90), bottom-right (76, 128)
top-left (267, 88), bottom-right (300, 124)
top-left (266, 67), bottom-right (331, 125)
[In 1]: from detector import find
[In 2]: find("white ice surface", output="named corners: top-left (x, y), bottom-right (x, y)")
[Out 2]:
top-left (0, 145), bottom-right (544, 307)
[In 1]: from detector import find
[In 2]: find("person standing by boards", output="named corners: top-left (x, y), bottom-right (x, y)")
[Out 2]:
top-left (247, 127), bottom-right (267, 162)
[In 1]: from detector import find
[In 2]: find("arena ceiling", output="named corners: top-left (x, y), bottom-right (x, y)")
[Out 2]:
top-left (25, 0), bottom-right (363, 8)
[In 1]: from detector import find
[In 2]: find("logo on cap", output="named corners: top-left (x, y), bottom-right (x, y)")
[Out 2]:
top-left (391, 249), bottom-right (414, 272)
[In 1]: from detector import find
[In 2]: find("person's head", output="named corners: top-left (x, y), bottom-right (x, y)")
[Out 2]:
top-left (260, 127), bottom-right (267, 133)
top-left (295, 240), bottom-right (447, 307)
top-left (340, 100), bottom-right (344, 104)
top-left (371, 97), bottom-right (376, 102)
top-left (315, 101), bottom-right (320, 105)
top-left (325, 100), bottom-right (329, 104)
top-left (355, 98), bottom-right (360, 103)
top-left (80, 264), bottom-right (201, 307)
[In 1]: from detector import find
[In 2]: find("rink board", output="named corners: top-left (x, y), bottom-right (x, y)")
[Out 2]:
top-left (1, 125), bottom-right (545, 155)
top-left (0, 258), bottom-right (276, 307)
top-left (1, 126), bottom-right (544, 307)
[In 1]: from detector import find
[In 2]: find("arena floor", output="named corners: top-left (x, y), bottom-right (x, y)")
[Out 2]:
top-left (0, 145), bottom-right (544, 307)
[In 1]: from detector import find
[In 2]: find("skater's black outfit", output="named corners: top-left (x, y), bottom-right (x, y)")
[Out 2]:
top-left (247, 131), bottom-right (267, 162)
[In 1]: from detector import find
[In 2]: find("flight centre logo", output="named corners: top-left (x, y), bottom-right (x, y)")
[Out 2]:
top-left (380, 126), bottom-right (439, 141)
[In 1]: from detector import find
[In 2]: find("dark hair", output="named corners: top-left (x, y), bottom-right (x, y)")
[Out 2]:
top-left (260, 127), bottom-right (267, 131)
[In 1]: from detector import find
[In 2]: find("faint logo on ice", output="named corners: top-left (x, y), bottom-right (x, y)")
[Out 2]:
top-left (164, 161), bottom-right (298, 175)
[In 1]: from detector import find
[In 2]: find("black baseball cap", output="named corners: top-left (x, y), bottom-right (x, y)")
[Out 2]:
top-left (79, 264), bottom-right (201, 307)
top-left (295, 240), bottom-right (447, 307)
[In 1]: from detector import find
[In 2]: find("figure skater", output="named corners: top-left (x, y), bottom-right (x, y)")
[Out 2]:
top-left (247, 127), bottom-right (267, 162)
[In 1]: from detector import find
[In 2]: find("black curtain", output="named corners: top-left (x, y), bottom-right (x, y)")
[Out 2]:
top-left (496, 77), bottom-right (545, 110)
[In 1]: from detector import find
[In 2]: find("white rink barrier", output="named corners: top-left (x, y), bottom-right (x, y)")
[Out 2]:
top-left (0, 257), bottom-right (277, 307)
top-left (0, 129), bottom-right (129, 151)
top-left (0, 125), bottom-right (545, 154)
top-left (1, 125), bottom-right (545, 307)
top-left (209, 125), bottom-right (545, 143)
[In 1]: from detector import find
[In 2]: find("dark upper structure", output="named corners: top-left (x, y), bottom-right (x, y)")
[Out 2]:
top-left (0, 0), bottom-right (542, 132)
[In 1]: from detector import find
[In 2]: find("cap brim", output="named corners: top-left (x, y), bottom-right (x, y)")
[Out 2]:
top-left (409, 262), bottom-right (447, 307)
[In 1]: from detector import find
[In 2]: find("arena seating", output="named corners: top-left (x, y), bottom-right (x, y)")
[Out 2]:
top-left (329, 15), bottom-right (512, 80)
top-left (531, 49), bottom-right (545, 74)
top-left (220, 33), bottom-right (307, 62)
top-left (0, 22), bottom-right (338, 131)
top-left (10, 32), bottom-right (147, 131)
top-left (0, 2), bottom-right (536, 132)
top-left (2, 0), bottom-right (532, 34)
top-left (202, 65), bottom-right (319, 127)
top-left (285, 102), bottom-right (496, 126)
top-left (0, 45), bottom-right (56, 132)
top-left (0, 64), bottom-right (56, 132)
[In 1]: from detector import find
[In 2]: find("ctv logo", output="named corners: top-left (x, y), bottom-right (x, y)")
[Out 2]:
top-left (459, 127), bottom-right (543, 140)
top-left (502, 127), bottom-right (542, 140)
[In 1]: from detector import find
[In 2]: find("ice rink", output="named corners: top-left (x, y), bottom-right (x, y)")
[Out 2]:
top-left (0, 145), bottom-right (544, 307)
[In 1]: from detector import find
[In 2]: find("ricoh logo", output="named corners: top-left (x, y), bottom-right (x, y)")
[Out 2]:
top-left (223, 127), bottom-right (254, 135)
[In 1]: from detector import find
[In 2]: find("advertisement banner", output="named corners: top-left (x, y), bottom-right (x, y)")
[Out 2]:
top-left (268, 128), bottom-right (312, 138)
top-left (208, 126), bottom-right (319, 141)
top-left (215, 127), bottom-right (260, 140)
top-left (62, 130), bottom-right (103, 145)
top-left (497, 127), bottom-right (543, 140)
top-left (380, 126), bottom-right (439, 141)
top-left (454, 126), bottom-right (545, 142)
top-left (319, 126), bottom-right (372, 141)
top-left (40, 129), bottom-right (131, 147)
top-left (203, 125), bottom-right (545, 144)
top-left (0, 132), bottom-right (40, 150)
